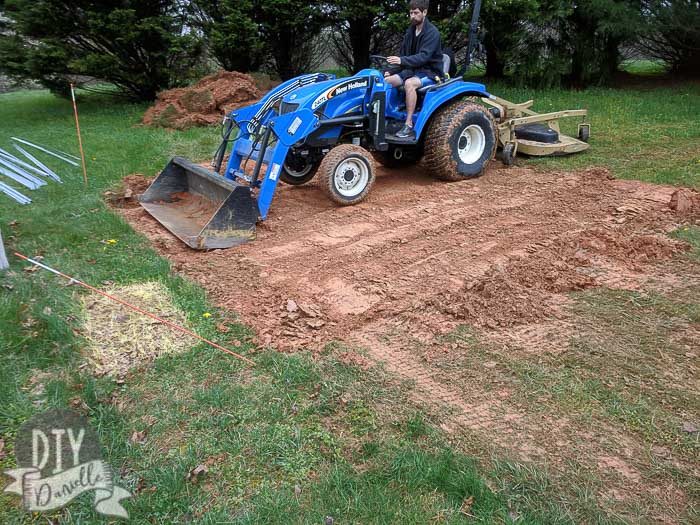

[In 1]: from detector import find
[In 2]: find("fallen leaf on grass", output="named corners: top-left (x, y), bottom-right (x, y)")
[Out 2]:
top-left (134, 477), bottom-right (145, 494)
top-left (216, 322), bottom-right (230, 333)
top-left (681, 422), bottom-right (698, 433)
top-left (459, 495), bottom-right (474, 516)
top-left (186, 464), bottom-right (208, 483)
top-left (130, 430), bottom-right (147, 444)
top-left (69, 397), bottom-right (89, 412)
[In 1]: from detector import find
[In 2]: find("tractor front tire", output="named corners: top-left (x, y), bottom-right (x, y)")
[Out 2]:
top-left (423, 101), bottom-right (496, 181)
top-left (319, 144), bottom-right (376, 206)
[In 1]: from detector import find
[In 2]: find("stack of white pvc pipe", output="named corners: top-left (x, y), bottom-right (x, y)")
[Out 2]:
top-left (0, 138), bottom-right (77, 205)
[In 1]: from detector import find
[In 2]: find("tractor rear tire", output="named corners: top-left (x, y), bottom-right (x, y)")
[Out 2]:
top-left (319, 144), bottom-right (375, 206)
top-left (423, 101), bottom-right (496, 181)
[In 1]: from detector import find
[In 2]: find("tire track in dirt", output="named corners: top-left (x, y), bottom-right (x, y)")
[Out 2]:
top-left (353, 323), bottom-right (548, 459)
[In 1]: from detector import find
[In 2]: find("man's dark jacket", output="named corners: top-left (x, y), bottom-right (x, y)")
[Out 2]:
top-left (395, 18), bottom-right (444, 80)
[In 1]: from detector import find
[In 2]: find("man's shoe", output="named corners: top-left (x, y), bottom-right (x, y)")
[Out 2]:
top-left (395, 124), bottom-right (415, 139)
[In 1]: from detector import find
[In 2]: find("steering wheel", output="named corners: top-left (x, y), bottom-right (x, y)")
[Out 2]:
top-left (369, 55), bottom-right (390, 68)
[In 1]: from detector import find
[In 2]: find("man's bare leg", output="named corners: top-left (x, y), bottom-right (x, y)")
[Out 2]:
top-left (384, 74), bottom-right (403, 88)
top-left (403, 76), bottom-right (422, 128)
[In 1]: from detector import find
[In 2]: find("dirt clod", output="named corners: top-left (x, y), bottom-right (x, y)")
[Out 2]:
top-left (669, 188), bottom-right (700, 215)
top-left (105, 174), bottom-right (153, 208)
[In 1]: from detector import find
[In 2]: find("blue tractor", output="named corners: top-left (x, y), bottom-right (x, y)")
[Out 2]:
top-left (139, 4), bottom-right (588, 249)
top-left (140, 59), bottom-right (501, 250)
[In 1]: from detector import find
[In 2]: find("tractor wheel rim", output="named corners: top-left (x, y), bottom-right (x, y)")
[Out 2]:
top-left (457, 125), bottom-right (486, 165)
top-left (334, 158), bottom-right (368, 197)
top-left (284, 158), bottom-right (313, 178)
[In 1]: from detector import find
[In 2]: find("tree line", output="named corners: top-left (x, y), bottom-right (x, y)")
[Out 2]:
top-left (0, 0), bottom-right (697, 100)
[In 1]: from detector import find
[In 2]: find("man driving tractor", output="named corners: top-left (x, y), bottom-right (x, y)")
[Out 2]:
top-left (385, 0), bottom-right (445, 139)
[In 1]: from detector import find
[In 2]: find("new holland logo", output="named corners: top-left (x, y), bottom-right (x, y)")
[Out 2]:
top-left (311, 78), bottom-right (369, 110)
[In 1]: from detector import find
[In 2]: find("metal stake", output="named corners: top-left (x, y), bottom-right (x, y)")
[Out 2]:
top-left (0, 148), bottom-right (53, 179)
top-left (10, 137), bottom-right (80, 167)
top-left (0, 229), bottom-right (8, 270)
top-left (0, 182), bottom-right (31, 204)
top-left (13, 145), bottom-right (62, 182)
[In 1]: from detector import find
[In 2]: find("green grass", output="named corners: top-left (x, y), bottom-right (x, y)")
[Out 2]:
top-left (474, 79), bottom-right (700, 188)
top-left (672, 225), bottom-right (700, 259)
top-left (1, 76), bottom-right (698, 523)
top-left (619, 59), bottom-right (669, 76)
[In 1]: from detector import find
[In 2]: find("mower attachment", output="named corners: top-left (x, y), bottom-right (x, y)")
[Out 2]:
top-left (482, 95), bottom-right (590, 162)
top-left (139, 157), bottom-right (258, 250)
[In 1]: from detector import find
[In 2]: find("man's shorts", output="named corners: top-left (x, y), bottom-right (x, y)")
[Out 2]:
top-left (396, 69), bottom-right (438, 88)
top-left (414, 72), bottom-right (437, 88)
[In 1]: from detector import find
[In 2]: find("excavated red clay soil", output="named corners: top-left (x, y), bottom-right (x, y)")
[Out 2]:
top-left (142, 71), bottom-right (261, 130)
top-left (116, 163), bottom-right (699, 352)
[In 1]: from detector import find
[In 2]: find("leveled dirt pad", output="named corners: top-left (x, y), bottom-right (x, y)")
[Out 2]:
top-left (119, 165), bottom-right (698, 350)
top-left (142, 71), bottom-right (261, 130)
top-left (119, 164), bottom-right (700, 521)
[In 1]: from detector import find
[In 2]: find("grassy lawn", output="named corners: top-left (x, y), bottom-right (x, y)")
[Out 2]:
top-left (479, 79), bottom-right (700, 189)
top-left (0, 79), bottom-right (698, 524)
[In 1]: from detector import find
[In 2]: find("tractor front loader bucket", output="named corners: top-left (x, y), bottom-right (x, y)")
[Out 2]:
top-left (139, 157), bottom-right (258, 250)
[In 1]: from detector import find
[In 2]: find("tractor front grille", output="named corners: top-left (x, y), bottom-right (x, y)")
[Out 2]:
top-left (279, 101), bottom-right (299, 115)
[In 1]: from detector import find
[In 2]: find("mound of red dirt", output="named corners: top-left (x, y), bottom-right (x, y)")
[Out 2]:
top-left (435, 228), bottom-right (686, 329)
top-left (142, 71), bottom-right (261, 130)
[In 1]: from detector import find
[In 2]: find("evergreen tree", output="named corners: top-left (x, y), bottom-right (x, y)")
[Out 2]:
top-left (0, 0), bottom-right (203, 100)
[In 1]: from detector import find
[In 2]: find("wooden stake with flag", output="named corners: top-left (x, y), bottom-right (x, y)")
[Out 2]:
top-left (70, 83), bottom-right (89, 186)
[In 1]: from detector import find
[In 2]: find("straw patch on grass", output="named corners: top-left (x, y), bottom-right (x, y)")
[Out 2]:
top-left (81, 281), bottom-right (194, 377)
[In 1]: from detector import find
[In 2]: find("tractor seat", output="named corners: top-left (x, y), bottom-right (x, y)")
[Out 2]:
top-left (415, 54), bottom-right (455, 95)
top-left (417, 77), bottom-right (460, 95)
